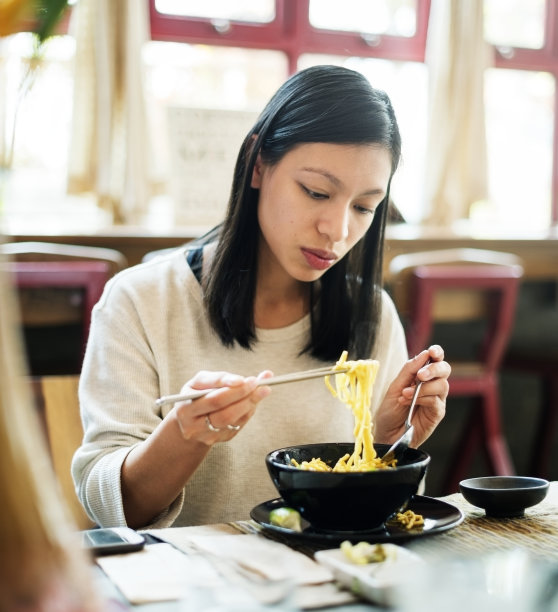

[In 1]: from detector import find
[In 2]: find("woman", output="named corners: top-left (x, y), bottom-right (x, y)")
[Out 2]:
top-left (73, 65), bottom-right (450, 529)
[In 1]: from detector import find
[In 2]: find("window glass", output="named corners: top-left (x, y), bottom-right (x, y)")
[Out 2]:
top-left (298, 54), bottom-right (428, 225)
top-left (154, 0), bottom-right (275, 23)
top-left (144, 42), bottom-right (286, 110)
top-left (477, 68), bottom-right (554, 231)
top-left (144, 42), bottom-right (287, 226)
top-left (309, 0), bottom-right (418, 37)
top-left (484, 0), bottom-right (546, 50)
top-left (1, 34), bottom-right (74, 172)
top-left (0, 33), bottom-right (103, 233)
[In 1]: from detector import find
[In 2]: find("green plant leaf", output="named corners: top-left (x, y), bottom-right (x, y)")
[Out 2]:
top-left (34, 0), bottom-right (70, 43)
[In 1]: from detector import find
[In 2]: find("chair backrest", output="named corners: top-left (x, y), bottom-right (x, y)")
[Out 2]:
top-left (32, 375), bottom-right (95, 530)
top-left (409, 264), bottom-right (523, 372)
top-left (4, 260), bottom-right (112, 373)
top-left (0, 241), bottom-right (126, 374)
top-left (388, 248), bottom-right (524, 372)
top-left (389, 248), bottom-right (523, 318)
top-left (0, 241), bottom-right (127, 277)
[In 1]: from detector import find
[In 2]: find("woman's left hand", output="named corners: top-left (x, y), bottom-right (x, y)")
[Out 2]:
top-left (374, 345), bottom-right (450, 448)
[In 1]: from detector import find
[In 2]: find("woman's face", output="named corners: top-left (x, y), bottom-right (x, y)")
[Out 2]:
top-left (252, 142), bottom-right (392, 284)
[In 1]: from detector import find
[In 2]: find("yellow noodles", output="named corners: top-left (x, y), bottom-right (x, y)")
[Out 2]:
top-left (291, 351), bottom-right (396, 472)
top-left (394, 509), bottom-right (424, 530)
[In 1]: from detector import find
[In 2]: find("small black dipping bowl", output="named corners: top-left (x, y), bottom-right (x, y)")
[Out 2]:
top-left (459, 476), bottom-right (549, 518)
top-left (265, 442), bottom-right (430, 532)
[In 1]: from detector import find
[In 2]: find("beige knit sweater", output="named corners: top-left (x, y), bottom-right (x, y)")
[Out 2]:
top-left (72, 248), bottom-right (408, 528)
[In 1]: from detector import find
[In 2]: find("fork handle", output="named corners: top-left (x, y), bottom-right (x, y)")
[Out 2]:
top-left (406, 381), bottom-right (423, 429)
top-left (406, 359), bottom-right (431, 428)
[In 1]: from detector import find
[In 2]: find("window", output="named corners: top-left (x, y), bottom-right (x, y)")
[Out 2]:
top-left (150, 0), bottom-right (430, 72)
top-left (481, 0), bottom-right (557, 229)
top-left (0, 33), bottom-right (103, 233)
top-left (150, 0), bottom-right (432, 226)
top-left (298, 53), bottom-right (428, 225)
top-left (155, 0), bottom-right (276, 23)
top-left (484, 0), bottom-right (546, 50)
top-left (309, 0), bottom-right (419, 38)
top-left (150, 0), bottom-right (558, 230)
top-left (143, 42), bottom-right (287, 225)
top-left (2, 0), bottom-right (557, 232)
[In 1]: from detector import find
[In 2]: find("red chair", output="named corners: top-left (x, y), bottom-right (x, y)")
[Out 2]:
top-left (3, 261), bottom-right (112, 374)
top-left (389, 249), bottom-right (524, 494)
top-left (0, 241), bottom-right (126, 375)
top-left (0, 241), bottom-right (127, 277)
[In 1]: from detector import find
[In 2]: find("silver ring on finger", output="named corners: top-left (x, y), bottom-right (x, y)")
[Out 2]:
top-left (205, 414), bottom-right (221, 432)
top-left (226, 423), bottom-right (241, 431)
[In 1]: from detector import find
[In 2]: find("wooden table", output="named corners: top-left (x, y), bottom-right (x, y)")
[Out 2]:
top-left (93, 483), bottom-right (558, 611)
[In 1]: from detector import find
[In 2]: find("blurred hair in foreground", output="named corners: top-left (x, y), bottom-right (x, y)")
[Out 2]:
top-left (0, 245), bottom-right (100, 612)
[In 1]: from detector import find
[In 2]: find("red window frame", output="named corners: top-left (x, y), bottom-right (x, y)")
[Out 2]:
top-left (149, 0), bottom-right (432, 74)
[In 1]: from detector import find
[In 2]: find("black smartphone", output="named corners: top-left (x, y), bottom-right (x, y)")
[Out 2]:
top-left (81, 527), bottom-right (146, 556)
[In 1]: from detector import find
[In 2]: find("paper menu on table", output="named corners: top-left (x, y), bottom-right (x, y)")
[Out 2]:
top-left (97, 529), bottom-right (356, 609)
top-left (96, 542), bottom-right (221, 604)
top-left (149, 528), bottom-right (333, 585)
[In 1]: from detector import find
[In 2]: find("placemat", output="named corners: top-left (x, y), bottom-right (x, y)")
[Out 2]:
top-left (143, 525), bottom-right (357, 609)
top-left (407, 481), bottom-right (558, 562)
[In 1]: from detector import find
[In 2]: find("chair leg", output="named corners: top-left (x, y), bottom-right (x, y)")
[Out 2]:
top-left (441, 405), bottom-right (482, 494)
top-left (529, 375), bottom-right (558, 479)
top-left (482, 383), bottom-right (515, 476)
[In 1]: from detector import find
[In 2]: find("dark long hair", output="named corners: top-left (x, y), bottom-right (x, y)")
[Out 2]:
top-left (201, 65), bottom-right (401, 361)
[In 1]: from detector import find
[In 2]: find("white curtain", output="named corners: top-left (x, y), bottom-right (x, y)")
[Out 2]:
top-left (67, 0), bottom-right (160, 224)
top-left (423, 0), bottom-right (491, 227)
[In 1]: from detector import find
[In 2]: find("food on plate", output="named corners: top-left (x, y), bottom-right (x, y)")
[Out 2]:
top-left (315, 543), bottom-right (425, 607)
top-left (290, 351), bottom-right (395, 472)
top-left (268, 506), bottom-right (302, 532)
top-left (393, 509), bottom-right (424, 530)
top-left (340, 541), bottom-right (390, 565)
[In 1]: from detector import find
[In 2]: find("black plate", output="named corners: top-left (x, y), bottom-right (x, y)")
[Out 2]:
top-left (250, 495), bottom-right (464, 544)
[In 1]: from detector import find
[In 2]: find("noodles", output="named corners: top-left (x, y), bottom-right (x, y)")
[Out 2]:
top-left (394, 509), bottom-right (424, 530)
top-left (291, 351), bottom-right (396, 472)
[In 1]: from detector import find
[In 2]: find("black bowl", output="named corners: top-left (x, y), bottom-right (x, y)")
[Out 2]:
top-left (265, 442), bottom-right (430, 532)
top-left (459, 476), bottom-right (549, 518)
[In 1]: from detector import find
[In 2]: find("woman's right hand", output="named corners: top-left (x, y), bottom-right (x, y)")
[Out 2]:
top-left (172, 370), bottom-right (273, 445)
top-left (122, 369), bottom-right (273, 528)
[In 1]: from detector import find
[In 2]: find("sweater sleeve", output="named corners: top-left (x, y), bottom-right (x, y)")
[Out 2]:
top-left (71, 271), bottom-right (184, 528)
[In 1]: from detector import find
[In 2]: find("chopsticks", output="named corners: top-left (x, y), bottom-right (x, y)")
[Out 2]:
top-left (154, 366), bottom-right (349, 408)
